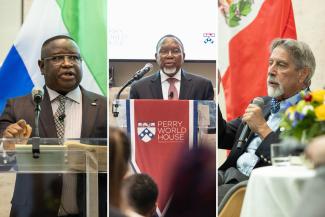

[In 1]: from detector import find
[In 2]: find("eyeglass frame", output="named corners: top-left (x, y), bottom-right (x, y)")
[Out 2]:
top-left (41, 54), bottom-right (82, 65)
top-left (158, 48), bottom-right (183, 56)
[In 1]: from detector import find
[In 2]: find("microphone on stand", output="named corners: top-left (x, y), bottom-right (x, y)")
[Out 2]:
top-left (236, 97), bottom-right (265, 149)
top-left (32, 87), bottom-right (44, 158)
top-left (112, 63), bottom-right (153, 117)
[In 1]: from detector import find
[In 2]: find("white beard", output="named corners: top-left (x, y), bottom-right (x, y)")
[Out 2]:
top-left (163, 67), bottom-right (177, 76)
top-left (267, 83), bottom-right (284, 98)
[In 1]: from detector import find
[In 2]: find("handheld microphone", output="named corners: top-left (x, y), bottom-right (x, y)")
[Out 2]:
top-left (237, 97), bottom-right (265, 149)
top-left (133, 63), bottom-right (153, 81)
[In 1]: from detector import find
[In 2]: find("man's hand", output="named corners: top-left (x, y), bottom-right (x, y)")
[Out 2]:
top-left (3, 119), bottom-right (32, 138)
top-left (2, 119), bottom-right (32, 150)
top-left (305, 136), bottom-right (325, 167)
top-left (242, 104), bottom-right (272, 139)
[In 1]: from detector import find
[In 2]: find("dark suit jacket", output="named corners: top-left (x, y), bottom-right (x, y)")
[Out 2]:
top-left (0, 86), bottom-right (107, 217)
top-left (218, 97), bottom-right (280, 171)
top-left (129, 70), bottom-right (214, 100)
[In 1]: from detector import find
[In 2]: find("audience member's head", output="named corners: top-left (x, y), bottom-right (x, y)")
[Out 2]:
top-left (121, 174), bottom-right (158, 217)
top-left (164, 147), bottom-right (216, 217)
top-left (267, 38), bottom-right (315, 100)
top-left (109, 127), bottom-right (131, 208)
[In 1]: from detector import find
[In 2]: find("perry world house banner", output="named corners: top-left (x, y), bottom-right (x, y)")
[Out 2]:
top-left (127, 99), bottom-right (198, 216)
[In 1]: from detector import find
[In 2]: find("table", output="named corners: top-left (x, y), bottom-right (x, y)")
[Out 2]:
top-left (240, 166), bottom-right (315, 217)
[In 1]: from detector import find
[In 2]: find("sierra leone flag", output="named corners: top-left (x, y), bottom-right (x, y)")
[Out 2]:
top-left (0, 0), bottom-right (107, 113)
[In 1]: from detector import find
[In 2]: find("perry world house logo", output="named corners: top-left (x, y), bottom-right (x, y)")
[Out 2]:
top-left (137, 122), bottom-right (156, 143)
top-left (218, 0), bottom-right (254, 27)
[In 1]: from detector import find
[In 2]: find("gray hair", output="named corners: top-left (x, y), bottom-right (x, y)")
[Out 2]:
top-left (270, 38), bottom-right (316, 86)
top-left (155, 34), bottom-right (184, 54)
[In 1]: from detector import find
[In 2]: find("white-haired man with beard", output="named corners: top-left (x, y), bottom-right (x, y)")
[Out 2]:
top-left (218, 38), bottom-right (316, 204)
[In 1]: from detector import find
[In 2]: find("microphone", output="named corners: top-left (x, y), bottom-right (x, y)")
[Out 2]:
top-left (58, 114), bottom-right (65, 122)
top-left (237, 97), bottom-right (265, 149)
top-left (133, 63), bottom-right (153, 81)
top-left (58, 114), bottom-right (66, 122)
top-left (31, 87), bottom-right (44, 159)
top-left (32, 87), bottom-right (44, 105)
top-left (113, 63), bottom-right (153, 117)
top-left (169, 92), bottom-right (174, 99)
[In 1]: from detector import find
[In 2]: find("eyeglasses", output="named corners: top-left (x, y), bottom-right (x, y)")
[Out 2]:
top-left (159, 48), bottom-right (182, 56)
top-left (42, 54), bottom-right (82, 65)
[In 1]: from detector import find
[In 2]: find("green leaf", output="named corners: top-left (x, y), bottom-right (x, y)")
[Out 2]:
top-left (228, 15), bottom-right (241, 27)
top-left (238, 0), bottom-right (252, 16)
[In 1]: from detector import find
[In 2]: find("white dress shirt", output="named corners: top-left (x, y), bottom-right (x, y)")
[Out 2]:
top-left (160, 69), bottom-right (181, 100)
top-left (47, 86), bottom-right (83, 215)
top-left (47, 86), bottom-right (82, 139)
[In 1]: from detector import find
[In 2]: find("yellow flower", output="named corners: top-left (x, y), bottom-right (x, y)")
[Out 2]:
top-left (296, 100), bottom-right (306, 113)
top-left (285, 105), bottom-right (296, 115)
top-left (315, 104), bottom-right (325, 121)
top-left (311, 89), bottom-right (325, 103)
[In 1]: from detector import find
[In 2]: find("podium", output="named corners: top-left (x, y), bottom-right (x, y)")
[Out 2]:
top-left (0, 138), bottom-right (107, 217)
top-left (111, 99), bottom-right (215, 215)
top-left (111, 99), bottom-right (216, 142)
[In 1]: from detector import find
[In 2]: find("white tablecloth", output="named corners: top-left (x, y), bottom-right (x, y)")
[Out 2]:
top-left (240, 166), bottom-right (315, 217)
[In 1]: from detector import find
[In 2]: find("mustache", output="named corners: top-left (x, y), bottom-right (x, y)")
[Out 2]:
top-left (267, 75), bottom-right (279, 83)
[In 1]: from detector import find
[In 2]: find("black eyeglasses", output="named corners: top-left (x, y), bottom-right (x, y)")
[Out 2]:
top-left (42, 54), bottom-right (82, 65)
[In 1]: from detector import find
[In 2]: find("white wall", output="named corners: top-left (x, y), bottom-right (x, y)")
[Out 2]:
top-left (292, 0), bottom-right (325, 90)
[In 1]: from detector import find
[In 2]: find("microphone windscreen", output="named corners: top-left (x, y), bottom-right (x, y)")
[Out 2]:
top-left (32, 87), bottom-right (44, 103)
top-left (144, 63), bottom-right (153, 71)
top-left (252, 97), bottom-right (264, 108)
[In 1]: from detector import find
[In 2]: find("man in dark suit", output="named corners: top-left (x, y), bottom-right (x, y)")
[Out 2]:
top-left (0, 35), bottom-right (107, 217)
top-left (218, 38), bottom-right (316, 204)
top-left (129, 34), bottom-right (214, 100)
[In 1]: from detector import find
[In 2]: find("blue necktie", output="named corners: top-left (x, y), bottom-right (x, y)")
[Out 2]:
top-left (271, 98), bottom-right (280, 114)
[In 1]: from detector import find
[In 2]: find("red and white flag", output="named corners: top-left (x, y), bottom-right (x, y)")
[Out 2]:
top-left (127, 100), bottom-right (197, 215)
top-left (218, 0), bottom-right (297, 120)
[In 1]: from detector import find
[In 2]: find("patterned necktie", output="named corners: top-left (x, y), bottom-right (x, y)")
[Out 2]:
top-left (54, 95), bottom-right (67, 141)
top-left (271, 98), bottom-right (280, 114)
top-left (167, 78), bottom-right (179, 100)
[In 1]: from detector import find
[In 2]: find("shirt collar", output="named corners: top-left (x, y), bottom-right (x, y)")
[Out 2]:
top-left (47, 86), bottom-right (82, 104)
top-left (279, 90), bottom-right (304, 112)
top-left (160, 68), bottom-right (182, 83)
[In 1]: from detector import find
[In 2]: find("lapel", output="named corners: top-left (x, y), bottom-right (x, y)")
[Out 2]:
top-left (179, 70), bottom-right (193, 99)
top-left (80, 87), bottom-right (98, 138)
top-left (149, 72), bottom-right (164, 99)
top-left (39, 87), bottom-right (57, 138)
top-left (242, 97), bottom-right (272, 149)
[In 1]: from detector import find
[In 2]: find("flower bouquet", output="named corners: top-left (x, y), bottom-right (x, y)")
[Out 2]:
top-left (280, 89), bottom-right (325, 143)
